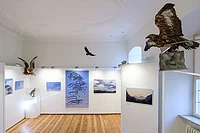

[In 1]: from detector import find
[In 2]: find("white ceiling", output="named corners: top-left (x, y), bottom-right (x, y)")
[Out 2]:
top-left (0, 0), bottom-right (166, 41)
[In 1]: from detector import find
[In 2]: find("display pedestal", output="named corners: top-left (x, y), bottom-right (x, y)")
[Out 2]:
top-left (24, 96), bottom-right (40, 118)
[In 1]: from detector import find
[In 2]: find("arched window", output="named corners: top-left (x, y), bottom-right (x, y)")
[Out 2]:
top-left (128, 46), bottom-right (142, 63)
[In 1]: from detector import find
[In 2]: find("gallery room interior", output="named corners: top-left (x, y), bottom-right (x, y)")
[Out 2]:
top-left (0, 0), bottom-right (200, 133)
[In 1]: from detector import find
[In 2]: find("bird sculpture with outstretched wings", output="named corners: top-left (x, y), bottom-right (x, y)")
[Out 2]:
top-left (84, 46), bottom-right (96, 56)
top-left (144, 3), bottom-right (199, 53)
top-left (17, 56), bottom-right (38, 76)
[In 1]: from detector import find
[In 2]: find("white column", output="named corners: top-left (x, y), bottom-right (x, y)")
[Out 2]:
top-left (0, 63), bottom-right (5, 133)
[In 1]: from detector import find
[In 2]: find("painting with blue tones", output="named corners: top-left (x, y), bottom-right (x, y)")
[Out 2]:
top-left (66, 70), bottom-right (89, 108)
top-left (94, 79), bottom-right (116, 93)
top-left (5, 78), bottom-right (13, 95)
top-left (15, 81), bottom-right (24, 90)
top-left (46, 82), bottom-right (61, 91)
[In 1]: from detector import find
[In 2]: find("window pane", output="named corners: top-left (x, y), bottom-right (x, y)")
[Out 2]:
top-left (196, 79), bottom-right (200, 115)
top-left (128, 46), bottom-right (142, 63)
top-left (198, 91), bottom-right (200, 102)
top-left (198, 103), bottom-right (200, 114)
top-left (197, 80), bottom-right (200, 90)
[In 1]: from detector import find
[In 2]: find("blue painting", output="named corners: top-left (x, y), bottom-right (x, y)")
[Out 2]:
top-left (5, 78), bottom-right (13, 95)
top-left (94, 79), bottom-right (116, 93)
top-left (46, 82), bottom-right (61, 91)
top-left (15, 81), bottom-right (24, 90)
top-left (66, 70), bottom-right (89, 108)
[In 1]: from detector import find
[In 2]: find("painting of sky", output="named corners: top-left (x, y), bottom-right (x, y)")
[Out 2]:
top-left (15, 81), bottom-right (24, 90)
top-left (5, 78), bottom-right (13, 95)
top-left (46, 82), bottom-right (61, 91)
top-left (94, 79), bottom-right (116, 93)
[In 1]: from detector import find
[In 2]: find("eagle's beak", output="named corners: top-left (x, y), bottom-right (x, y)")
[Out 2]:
top-left (144, 44), bottom-right (150, 51)
top-left (145, 36), bottom-right (150, 39)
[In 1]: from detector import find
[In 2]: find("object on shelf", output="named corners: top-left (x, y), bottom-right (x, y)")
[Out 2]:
top-left (29, 88), bottom-right (36, 97)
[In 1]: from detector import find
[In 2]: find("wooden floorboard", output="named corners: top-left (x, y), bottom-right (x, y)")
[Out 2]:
top-left (6, 114), bottom-right (121, 133)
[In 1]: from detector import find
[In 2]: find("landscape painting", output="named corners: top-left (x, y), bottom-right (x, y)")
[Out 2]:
top-left (126, 88), bottom-right (153, 105)
top-left (5, 78), bottom-right (13, 95)
top-left (66, 70), bottom-right (89, 108)
top-left (94, 79), bottom-right (116, 93)
top-left (15, 81), bottom-right (24, 90)
top-left (46, 82), bottom-right (61, 91)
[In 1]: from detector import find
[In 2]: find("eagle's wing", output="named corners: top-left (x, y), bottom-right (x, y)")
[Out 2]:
top-left (30, 56), bottom-right (38, 69)
top-left (17, 57), bottom-right (29, 69)
top-left (84, 47), bottom-right (90, 54)
top-left (155, 3), bottom-right (183, 37)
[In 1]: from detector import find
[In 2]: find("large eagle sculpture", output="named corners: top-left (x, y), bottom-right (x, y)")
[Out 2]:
top-left (144, 3), bottom-right (199, 53)
top-left (17, 56), bottom-right (38, 76)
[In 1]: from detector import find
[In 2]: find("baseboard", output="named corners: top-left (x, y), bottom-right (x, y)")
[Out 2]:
top-left (40, 112), bottom-right (121, 115)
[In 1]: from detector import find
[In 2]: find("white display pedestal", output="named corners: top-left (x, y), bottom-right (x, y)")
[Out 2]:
top-left (24, 96), bottom-right (40, 118)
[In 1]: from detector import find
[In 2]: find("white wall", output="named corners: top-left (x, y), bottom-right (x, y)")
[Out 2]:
top-left (30, 68), bottom-right (121, 114)
top-left (163, 72), bottom-right (193, 133)
top-left (22, 40), bottom-right (127, 68)
top-left (5, 66), bottom-right (30, 130)
top-left (0, 63), bottom-right (5, 133)
top-left (121, 63), bottom-right (159, 133)
top-left (0, 27), bottom-right (22, 65)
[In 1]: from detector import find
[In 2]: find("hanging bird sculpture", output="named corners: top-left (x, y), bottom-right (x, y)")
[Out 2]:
top-left (17, 56), bottom-right (38, 76)
top-left (144, 3), bottom-right (199, 53)
top-left (84, 46), bottom-right (96, 56)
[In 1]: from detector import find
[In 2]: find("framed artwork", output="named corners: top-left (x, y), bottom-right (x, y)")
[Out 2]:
top-left (66, 70), bottom-right (89, 108)
top-left (46, 82), bottom-right (61, 91)
top-left (15, 81), bottom-right (24, 90)
top-left (94, 79), bottom-right (116, 93)
top-left (126, 88), bottom-right (153, 105)
top-left (5, 78), bottom-right (13, 95)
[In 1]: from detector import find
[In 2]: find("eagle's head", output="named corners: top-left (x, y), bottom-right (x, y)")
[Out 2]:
top-left (145, 34), bottom-right (158, 40)
top-left (144, 34), bottom-right (158, 51)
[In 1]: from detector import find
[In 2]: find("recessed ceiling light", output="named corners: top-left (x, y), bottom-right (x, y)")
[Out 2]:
top-left (122, 32), bottom-right (125, 33)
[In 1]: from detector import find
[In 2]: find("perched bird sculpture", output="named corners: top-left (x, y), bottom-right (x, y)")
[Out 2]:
top-left (144, 3), bottom-right (199, 53)
top-left (84, 46), bottom-right (96, 56)
top-left (17, 56), bottom-right (38, 76)
top-left (29, 88), bottom-right (36, 97)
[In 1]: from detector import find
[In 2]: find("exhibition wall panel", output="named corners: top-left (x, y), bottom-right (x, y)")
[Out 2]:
top-left (121, 63), bottom-right (159, 133)
top-left (30, 68), bottom-right (121, 114)
top-left (5, 66), bottom-right (30, 130)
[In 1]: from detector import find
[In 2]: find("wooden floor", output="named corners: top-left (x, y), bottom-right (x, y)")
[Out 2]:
top-left (6, 114), bottom-right (121, 133)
